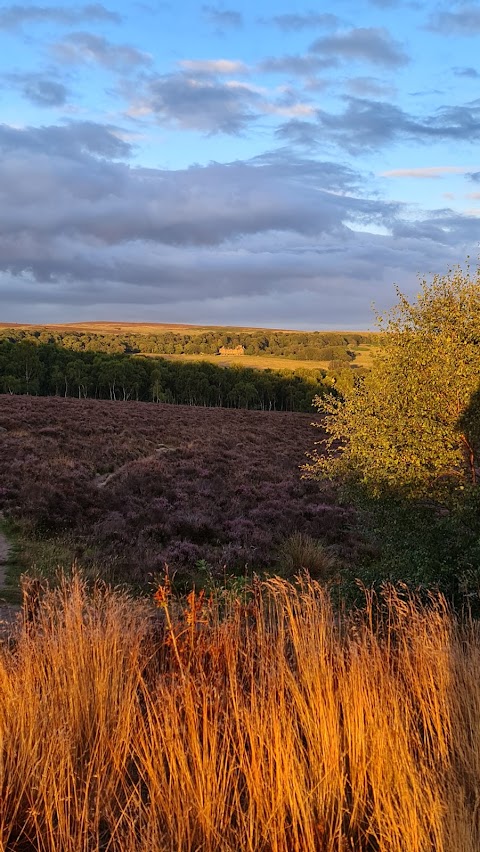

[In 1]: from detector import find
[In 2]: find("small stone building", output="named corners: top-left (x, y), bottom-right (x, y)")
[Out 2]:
top-left (218, 345), bottom-right (245, 356)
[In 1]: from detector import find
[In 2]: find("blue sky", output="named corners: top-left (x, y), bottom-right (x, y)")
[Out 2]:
top-left (0, 0), bottom-right (479, 328)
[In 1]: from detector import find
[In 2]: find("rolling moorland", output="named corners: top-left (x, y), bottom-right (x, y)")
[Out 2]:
top-left (2, 288), bottom-right (480, 850)
top-left (0, 394), bottom-right (357, 591)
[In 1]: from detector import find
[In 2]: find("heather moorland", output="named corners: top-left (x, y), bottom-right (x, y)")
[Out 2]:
top-left (0, 394), bottom-right (356, 589)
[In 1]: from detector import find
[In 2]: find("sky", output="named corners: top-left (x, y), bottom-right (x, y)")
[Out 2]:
top-left (0, 0), bottom-right (479, 329)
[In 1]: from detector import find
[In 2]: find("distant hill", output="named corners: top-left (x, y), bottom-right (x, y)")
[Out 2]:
top-left (0, 320), bottom-right (373, 336)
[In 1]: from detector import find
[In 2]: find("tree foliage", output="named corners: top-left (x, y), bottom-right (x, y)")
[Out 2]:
top-left (306, 264), bottom-right (480, 498)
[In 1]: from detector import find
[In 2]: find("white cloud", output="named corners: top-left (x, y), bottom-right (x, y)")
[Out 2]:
top-left (381, 166), bottom-right (475, 178)
top-left (179, 59), bottom-right (248, 75)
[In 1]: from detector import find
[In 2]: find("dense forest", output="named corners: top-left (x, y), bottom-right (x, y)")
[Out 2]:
top-left (0, 325), bottom-right (378, 360)
top-left (0, 338), bottom-right (332, 411)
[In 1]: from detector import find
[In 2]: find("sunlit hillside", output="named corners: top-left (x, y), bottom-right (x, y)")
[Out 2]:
top-left (0, 321), bottom-right (373, 335)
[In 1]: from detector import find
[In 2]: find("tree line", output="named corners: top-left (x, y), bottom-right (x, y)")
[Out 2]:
top-left (0, 326), bottom-right (379, 361)
top-left (0, 339), bottom-right (332, 412)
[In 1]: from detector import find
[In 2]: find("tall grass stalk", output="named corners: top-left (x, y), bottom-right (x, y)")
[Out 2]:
top-left (0, 573), bottom-right (479, 850)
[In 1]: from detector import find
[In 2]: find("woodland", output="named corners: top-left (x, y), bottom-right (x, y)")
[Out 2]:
top-left (0, 324), bottom-right (376, 359)
top-left (0, 339), bottom-right (328, 411)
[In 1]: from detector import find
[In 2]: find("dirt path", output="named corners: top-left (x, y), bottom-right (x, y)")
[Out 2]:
top-left (0, 517), bottom-right (21, 635)
top-left (0, 525), bottom-right (9, 588)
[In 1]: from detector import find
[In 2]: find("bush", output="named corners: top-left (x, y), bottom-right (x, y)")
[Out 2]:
top-left (277, 532), bottom-right (339, 582)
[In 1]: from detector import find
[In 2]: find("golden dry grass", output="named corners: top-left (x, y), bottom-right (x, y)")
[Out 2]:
top-left (140, 351), bottom-right (331, 371)
top-left (0, 574), bottom-right (478, 850)
top-left (350, 345), bottom-right (382, 369)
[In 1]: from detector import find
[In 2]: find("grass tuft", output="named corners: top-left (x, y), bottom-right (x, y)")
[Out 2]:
top-left (278, 531), bottom-right (339, 582)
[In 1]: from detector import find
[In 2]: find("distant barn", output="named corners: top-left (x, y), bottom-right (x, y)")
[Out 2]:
top-left (218, 345), bottom-right (245, 356)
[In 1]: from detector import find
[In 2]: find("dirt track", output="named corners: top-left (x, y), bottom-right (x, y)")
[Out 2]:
top-left (0, 525), bottom-right (9, 587)
top-left (0, 519), bottom-right (21, 634)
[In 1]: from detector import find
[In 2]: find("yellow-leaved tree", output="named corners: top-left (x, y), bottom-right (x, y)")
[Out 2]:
top-left (305, 264), bottom-right (480, 499)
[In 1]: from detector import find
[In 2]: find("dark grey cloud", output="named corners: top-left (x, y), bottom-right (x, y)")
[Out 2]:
top-left (259, 53), bottom-right (337, 75)
top-left (1, 224), bottom-right (473, 328)
top-left (310, 27), bottom-right (409, 68)
top-left (5, 72), bottom-right (68, 106)
top-left (0, 120), bottom-right (394, 282)
top-left (0, 120), bottom-right (476, 328)
top-left (277, 97), bottom-right (480, 153)
top-left (144, 72), bottom-right (260, 134)
top-left (0, 3), bottom-right (120, 29)
top-left (202, 4), bottom-right (243, 29)
top-left (268, 12), bottom-right (340, 31)
top-left (129, 68), bottom-right (316, 132)
top-left (427, 4), bottom-right (480, 34)
top-left (0, 120), bottom-right (131, 159)
top-left (390, 209), bottom-right (480, 245)
top-left (453, 66), bottom-right (480, 78)
top-left (468, 171), bottom-right (480, 181)
top-left (52, 32), bottom-right (152, 71)
top-left (248, 149), bottom-right (364, 192)
top-left (275, 119), bottom-right (323, 149)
